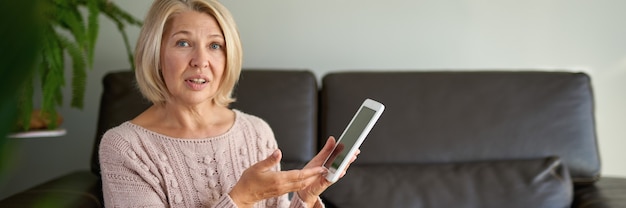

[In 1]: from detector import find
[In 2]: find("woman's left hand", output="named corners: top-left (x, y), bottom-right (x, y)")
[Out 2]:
top-left (296, 136), bottom-right (360, 206)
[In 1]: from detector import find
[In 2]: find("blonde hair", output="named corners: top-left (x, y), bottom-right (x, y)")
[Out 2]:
top-left (134, 0), bottom-right (242, 107)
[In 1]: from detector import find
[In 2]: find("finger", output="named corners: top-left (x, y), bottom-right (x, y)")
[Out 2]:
top-left (277, 168), bottom-right (326, 192)
top-left (340, 151), bottom-right (361, 179)
top-left (338, 163), bottom-right (353, 179)
top-left (349, 150), bottom-right (360, 163)
top-left (303, 137), bottom-right (336, 169)
top-left (339, 163), bottom-right (350, 179)
top-left (308, 137), bottom-right (336, 165)
top-left (252, 149), bottom-right (282, 172)
top-left (284, 167), bottom-right (326, 183)
top-left (322, 136), bottom-right (337, 154)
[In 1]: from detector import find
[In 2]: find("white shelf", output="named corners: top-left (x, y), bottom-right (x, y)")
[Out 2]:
top-left (8, 129), bottom-right (67, 138)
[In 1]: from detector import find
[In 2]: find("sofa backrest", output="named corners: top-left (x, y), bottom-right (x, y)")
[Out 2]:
top-left (230, 70), bottom-right (318, 170)
top-left (92, 69), bottom-right (318, 175)
top-left (319, 71), bottom-right (600, 183)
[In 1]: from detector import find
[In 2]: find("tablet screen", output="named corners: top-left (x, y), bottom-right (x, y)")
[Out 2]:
top-left (324, 106), bottom-right (376, 170)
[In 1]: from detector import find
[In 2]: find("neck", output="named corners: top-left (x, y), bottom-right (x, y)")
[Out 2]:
top-left (144, 100), bottom-right (234, 138)
top-left (161, 101), bottom-right (219, 129)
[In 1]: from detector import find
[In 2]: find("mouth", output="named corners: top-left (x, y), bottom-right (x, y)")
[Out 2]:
top-left (186, 78), bottom-right (207, 84)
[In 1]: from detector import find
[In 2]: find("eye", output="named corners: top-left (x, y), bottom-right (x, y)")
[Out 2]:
top-left (175, 40), bottom-right (190, 47)
top-left (210, 42), bottom-right (223, 50)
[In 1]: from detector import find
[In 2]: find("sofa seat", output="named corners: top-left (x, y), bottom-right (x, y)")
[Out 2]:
top-left (0, 171), bottom-right (101, 207)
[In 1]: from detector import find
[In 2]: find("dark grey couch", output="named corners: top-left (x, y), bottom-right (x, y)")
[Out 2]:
top-left (1, 70), bottom-right (624, 207)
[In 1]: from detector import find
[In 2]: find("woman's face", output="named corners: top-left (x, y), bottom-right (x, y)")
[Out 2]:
top-left (160, 10), bottom-right (226, 106)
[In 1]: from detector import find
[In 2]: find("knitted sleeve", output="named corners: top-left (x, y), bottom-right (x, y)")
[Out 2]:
top-left (99, 129), bottom-right (168, 207)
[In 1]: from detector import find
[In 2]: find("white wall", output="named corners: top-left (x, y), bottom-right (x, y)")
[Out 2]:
top-left (222, 0), bottom-right (626, 177)
top-left (100, 0), bottom-right (626, 178)
top-left (2, 0), bottom-right (625, 199)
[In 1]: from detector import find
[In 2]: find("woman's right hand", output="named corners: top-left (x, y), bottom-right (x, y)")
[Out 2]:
top-left (228, 149), bottom-right (327, 208)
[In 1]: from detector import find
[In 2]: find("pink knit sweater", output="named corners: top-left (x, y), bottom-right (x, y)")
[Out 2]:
top-left (99, 110), bottom-right (314, 208)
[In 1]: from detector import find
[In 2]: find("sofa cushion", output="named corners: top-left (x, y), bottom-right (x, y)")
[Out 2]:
top-left (322, 157), bottom-right (572, 208)
top-left (320, 71), bottom-right (599, 183)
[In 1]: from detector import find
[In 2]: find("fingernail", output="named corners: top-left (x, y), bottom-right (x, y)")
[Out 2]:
top-left (271, 150), bottom-right (280, 158)
top-left (320, 167), bottom-right (328, 174)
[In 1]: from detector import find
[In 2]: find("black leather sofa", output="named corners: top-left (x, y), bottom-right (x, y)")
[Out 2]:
top-left (1, 69), bottom-right (625, 207)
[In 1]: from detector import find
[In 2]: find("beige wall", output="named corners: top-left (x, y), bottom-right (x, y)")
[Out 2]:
top-left (2, 0), bottom-right (625, 199)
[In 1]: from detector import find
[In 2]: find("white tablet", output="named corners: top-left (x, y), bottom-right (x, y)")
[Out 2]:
top-left (322, 98), bottom-right (385, 183)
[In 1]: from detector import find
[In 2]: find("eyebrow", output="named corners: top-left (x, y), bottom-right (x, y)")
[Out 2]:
top-left (170, 30), bottom-right (224, 39)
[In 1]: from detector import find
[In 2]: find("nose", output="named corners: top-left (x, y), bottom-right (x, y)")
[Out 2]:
top-left (190, 48), bottom-right (209, 69)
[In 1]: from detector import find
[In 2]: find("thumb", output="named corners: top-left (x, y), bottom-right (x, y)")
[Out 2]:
top-left (253, 149), bottom-right (282, 172)
top-left (315, 136), bottom-right (336, 161)
top-left (321, 136), bottom-right (337, 155)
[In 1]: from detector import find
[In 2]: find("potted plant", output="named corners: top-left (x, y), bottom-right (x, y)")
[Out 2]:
top-left (14, 0), bottom-right (142, 132)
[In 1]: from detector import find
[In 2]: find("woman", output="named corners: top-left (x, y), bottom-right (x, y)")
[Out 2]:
top-left (98, 0), bottom-right (355, 207)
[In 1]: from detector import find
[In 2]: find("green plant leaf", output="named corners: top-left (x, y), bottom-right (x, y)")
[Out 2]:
top-left (54, 3), bottom-right (88, 54)
top-left (41, 26), bottom-right (65, 86)
top-left (1, 0), bottom-right (43, 180)
top-left (12, 0), bottom-right (142, 130)
top-left (86, 0), bottom-right (99, 67)
top-left (58, 34), bottom-right (88, 109)
top-left (100, 1), bottom-right (142, 70)
top-left (99, 0), bottom-right (143, 26)
top-left (17, 74), bottom-right (35, 131)
top-left (40, 26), bottom-right (65, 129)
